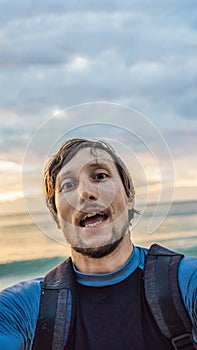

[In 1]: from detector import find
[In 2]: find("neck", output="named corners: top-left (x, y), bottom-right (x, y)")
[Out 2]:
top-left (71, 234), bottom-right (133, 274)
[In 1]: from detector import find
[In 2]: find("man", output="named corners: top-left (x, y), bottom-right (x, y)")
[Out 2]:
top-left (0, 138), bottom-right (196, 349)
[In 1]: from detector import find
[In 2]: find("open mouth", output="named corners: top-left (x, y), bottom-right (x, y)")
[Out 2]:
top-left (79, 212), bottom-right (108, 228)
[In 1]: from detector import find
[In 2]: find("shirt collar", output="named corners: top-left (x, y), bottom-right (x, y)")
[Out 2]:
top-left (72, 245), bottom-right (143, 287)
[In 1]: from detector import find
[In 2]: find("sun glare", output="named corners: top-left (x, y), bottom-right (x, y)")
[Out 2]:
top-left (0, 161), bottom-right (22, 172)
top-left (0, 191), bottom-right (23, 202)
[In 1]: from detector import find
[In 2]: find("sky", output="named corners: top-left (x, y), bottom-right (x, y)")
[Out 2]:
top-left (0, 0), bottom-right (197, 222)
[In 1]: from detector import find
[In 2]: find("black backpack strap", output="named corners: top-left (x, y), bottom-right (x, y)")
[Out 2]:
top-left (32, 257), bottom-right (76, 350)
top-left (32, 287), bottom-right (59, 349)
top-left (144, 244), bottom-right (196, 350)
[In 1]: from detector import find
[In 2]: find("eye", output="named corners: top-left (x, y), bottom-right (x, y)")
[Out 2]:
top-left (61, 180), bottom-right (76, 192)
top-left (94, 172), bottom-right (108, 181)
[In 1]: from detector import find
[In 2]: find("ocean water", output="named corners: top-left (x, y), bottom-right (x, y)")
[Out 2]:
top-left (0, 200), bottom-right (196, 290)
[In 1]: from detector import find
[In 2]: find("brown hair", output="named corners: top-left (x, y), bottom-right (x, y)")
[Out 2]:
top-left (43, 138), bottom-right (137, 223)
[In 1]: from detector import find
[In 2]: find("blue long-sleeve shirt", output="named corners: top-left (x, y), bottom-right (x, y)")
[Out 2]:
top-left (0, 246), bottom-right (196, 349)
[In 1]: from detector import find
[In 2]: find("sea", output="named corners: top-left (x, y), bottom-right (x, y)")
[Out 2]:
top-left (0, 200), bottom-right (196, 290)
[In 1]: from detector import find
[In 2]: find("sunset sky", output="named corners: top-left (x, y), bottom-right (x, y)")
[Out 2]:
top-left (0, 0), bottom-right (197, 221)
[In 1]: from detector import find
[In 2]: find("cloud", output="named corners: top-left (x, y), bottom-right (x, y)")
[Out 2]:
top-left (163, 128), bottom-right (197, 157)
top-left (1, 1), bottom-right (196, 65)
top-left (0, 0), bottom-right (196, 169)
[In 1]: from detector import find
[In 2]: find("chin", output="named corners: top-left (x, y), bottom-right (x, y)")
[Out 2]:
top-left (72, 237), bottom-right (123, 259)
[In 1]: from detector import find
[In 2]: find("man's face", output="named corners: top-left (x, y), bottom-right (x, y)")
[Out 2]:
top-left (55, 147), bottom-right (133, 257)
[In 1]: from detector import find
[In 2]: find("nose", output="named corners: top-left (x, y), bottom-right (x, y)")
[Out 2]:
top-left (78, 178), bottom-right (99, 203)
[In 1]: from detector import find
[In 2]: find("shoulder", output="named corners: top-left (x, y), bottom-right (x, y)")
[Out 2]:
top-left (0, 278), bottom-right (43, 309)
top-left (178, 256), bottom-right (197, 278)
top-left (178, 256), bottom-right (197, 300)
top-left (0, 278), bottom-right (43, 349)
top-left (136, 245), bottom-right (197, 292)
top-left (178, 256), bottom-right (197, 341)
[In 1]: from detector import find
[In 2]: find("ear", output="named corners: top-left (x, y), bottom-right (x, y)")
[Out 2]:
top-left (128, 196), bottom-right (134, 211)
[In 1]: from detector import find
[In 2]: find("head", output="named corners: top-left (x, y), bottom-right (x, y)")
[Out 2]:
top-left (44, 138), bottom-right (137, 257)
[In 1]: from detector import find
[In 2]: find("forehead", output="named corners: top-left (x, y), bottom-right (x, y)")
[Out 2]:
top-left (60, 147), bottom-right (117, 174)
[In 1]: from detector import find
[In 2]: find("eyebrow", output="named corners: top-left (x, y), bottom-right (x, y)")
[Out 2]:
top-left (88, 161), bottom-right (112, 168)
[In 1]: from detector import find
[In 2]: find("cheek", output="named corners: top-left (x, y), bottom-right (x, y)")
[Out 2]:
top-left (98, 182), bottom-right (117, 206)
top-left (56, 189), bottom-right (77, 207)
top-left (59, 190), bottom-right (83, 212)
top-left (55, 193), bottom-right (71, 218)
top-left (113, 188), bottom-right (128, 211)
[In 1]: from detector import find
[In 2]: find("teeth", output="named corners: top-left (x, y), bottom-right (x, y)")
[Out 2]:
top-left (85, 212), bottom-right (98, 218)
top-left (85, 220), bottom-right (103, 227)
top-left (83, 212), bottom-right (104, 220)
top-left (79, 212), bottom-right (107, 227)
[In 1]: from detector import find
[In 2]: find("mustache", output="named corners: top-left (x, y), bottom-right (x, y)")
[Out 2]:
top-left (78, 203), bottom-right (108, 213)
